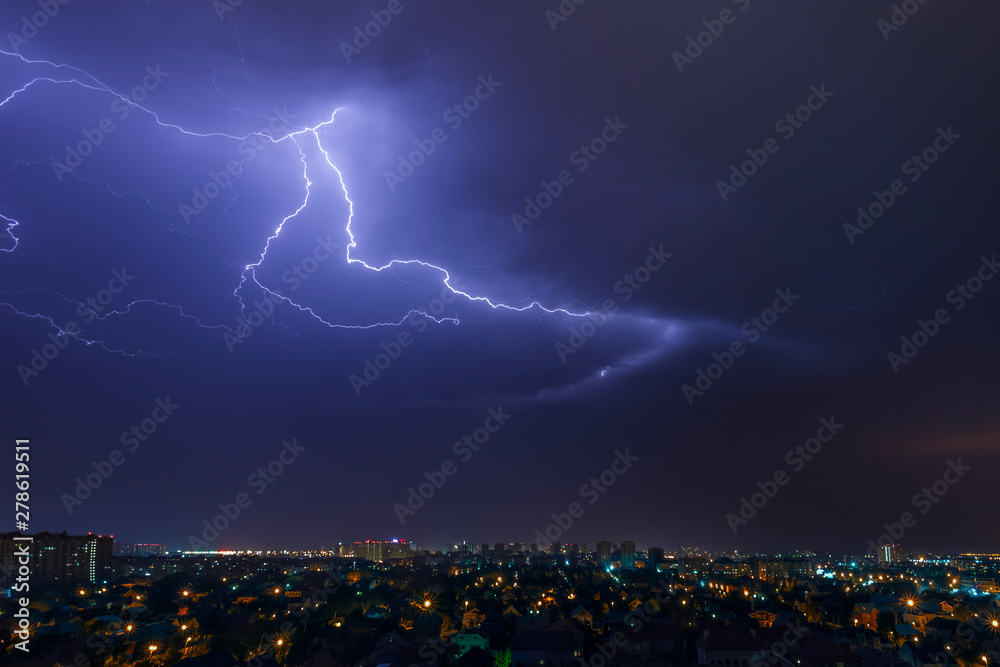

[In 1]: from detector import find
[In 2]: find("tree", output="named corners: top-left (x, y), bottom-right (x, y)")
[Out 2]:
top-left (493, 647), bottom-right (511, 667)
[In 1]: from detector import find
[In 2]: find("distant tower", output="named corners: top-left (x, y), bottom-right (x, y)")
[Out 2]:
top-left (621, 541), bottom-right (636, 569)
top-left (648, 547), bottom-right (665, 566)
top-left (878, 544), bottom-right (908, 564)
top-left (596, 541), bottom-right (612, 565)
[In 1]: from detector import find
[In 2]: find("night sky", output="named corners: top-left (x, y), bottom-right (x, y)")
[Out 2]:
top-left (2, 1), bottom-right (998, 554)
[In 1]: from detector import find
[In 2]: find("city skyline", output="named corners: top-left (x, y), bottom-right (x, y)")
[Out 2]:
top-left (2, 528), bottom-right (998, 664)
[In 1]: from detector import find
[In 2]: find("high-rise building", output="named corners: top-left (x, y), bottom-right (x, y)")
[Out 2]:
top-left (596, 541), bottom-right (612, 565)
top-left (621, 541), bottom-right (636, 569)
top-left (648, 547), bottom-right (665, 566)
top-left (1, 531), bottom-right (113, 585)
top-left (551, 542), bottom-right (561, 555)
top-left (877, 544), bottom-right (908, 564)
top-left (353, 540), bottom-right (411, 561)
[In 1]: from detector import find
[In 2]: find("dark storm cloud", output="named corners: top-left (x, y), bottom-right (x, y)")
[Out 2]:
top-left (1, 0), bottom-right (997, 553)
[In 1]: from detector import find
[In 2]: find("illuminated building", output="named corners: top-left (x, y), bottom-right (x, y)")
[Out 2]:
top-left (878, 544), bottom-right (909, 564)
top-left (0, 531), bottom-right (113, 585)
top-left (352, 539), bottom-right (410, 561)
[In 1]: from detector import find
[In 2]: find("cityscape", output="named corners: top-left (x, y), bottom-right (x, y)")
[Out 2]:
top-left (3, 0), bottom-right (999, 666)
top-left (2, 534), bottom-right (1000, 666)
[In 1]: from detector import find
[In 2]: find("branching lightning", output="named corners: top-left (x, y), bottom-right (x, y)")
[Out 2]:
top-left (0, 44), bottom-right (588, 357)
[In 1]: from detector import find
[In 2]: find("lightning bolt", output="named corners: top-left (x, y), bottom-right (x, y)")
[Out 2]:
top-left (0, 44), bottom-right (589, 356)
top-left (799, 281), bottom-right (894, 312)
top-left (0, 212), bottom-right (19, 252)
